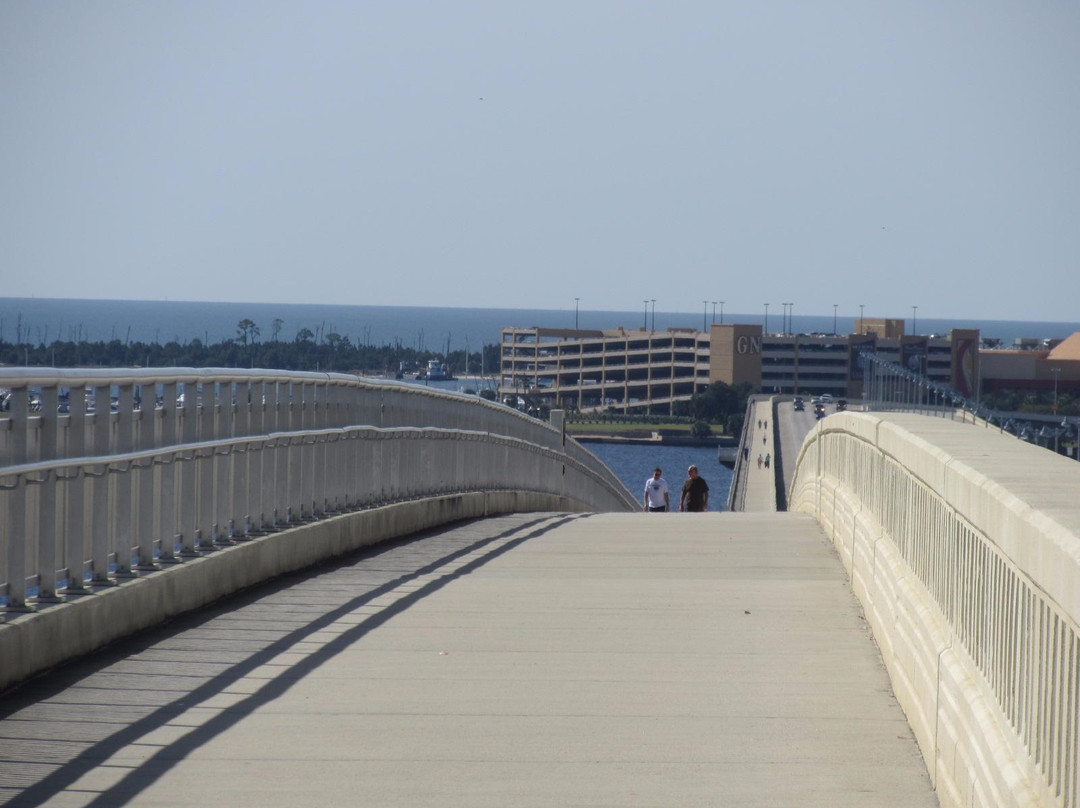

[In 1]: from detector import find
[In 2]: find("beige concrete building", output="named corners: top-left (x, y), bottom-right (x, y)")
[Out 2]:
top-left (709, 324), bottom-right (981, 399)
top-left (499, 321), bottom-right (1080, 413)
top-left (979, 331), bottom-right (1080, 400)
top-left (499, 326), bottom-right (711, 413)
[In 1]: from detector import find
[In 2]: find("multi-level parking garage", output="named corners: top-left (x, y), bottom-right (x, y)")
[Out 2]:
top-left (501, 321), bottom-right (982, 413)
top-left (499, 327), bottom-right (711, 414)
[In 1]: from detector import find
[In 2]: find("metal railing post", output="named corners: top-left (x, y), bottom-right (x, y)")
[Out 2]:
top-left (36, 385), bottom-right (60, 601)
top-left (158, 382), bottom-right (179, 562)
top-left (89, 384), bottom-right (112, 584)
top-left (113, 384), bottom-right (135, 577)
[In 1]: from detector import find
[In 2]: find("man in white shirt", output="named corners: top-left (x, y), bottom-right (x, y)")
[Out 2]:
top-left (643, 467), bottom-right (670, 512)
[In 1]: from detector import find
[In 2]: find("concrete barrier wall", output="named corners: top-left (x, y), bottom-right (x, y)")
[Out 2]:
top-left (790, 412), bottom-right (1080, 808)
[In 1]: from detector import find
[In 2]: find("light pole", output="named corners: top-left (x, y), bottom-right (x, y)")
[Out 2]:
top-left (719, 300), bottom-right (725, 324)
top-left (574, 297), bottom-right (580, 329)
top-left (650, 299), bottom-right (656, 331)
top-left (1052, 367), bottom-right (1061, 413)
top-left (859, 304), bottom-right (865, 333)
top-left (912, 305), bottom-right (918, 335)
top-left (644, 300), bottom-right (649, 331)
top-left (833, 304), bottom-right (838, 335)
top-left (711, 301), bottom-right (717, 325)
top-left (764, 303), bottom-right (770, 334)
top-left (703, 300), bottom-right (708, 333)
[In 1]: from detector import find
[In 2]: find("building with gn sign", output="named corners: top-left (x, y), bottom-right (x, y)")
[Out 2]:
top-left (499, 322), bottom-right (982, 414)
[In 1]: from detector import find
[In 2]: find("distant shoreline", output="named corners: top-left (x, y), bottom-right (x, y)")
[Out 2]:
top-left (575, 434), bottom-right (723, 448)
top-left (1, 297), bottom-right (1075, 352)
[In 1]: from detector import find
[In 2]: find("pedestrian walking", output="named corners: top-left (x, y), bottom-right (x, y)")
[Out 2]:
top-left (643, 467), bottom-right (670, 512)
top-left (757, 454), bottom-right (763, 469)
top-left (764, 453), bottom-right (771, 469)
top-left (679, 465), bottom-right (710, 512)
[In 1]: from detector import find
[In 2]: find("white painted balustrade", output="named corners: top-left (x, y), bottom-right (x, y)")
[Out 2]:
top-left (0, 368), bottom-right (635, 614)
top-left (790, 411), bottom-right (1080, 808)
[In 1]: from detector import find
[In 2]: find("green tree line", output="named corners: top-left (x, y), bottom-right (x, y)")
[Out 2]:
top-left (0, 319), bottom-right (503, 376)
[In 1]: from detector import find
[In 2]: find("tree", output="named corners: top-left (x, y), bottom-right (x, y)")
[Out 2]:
top-left (236, 319), bottom-right (260, 346)
top-left (271, 318), bottom-right (284, 342)
top-left (295, 328), bottom-right (315, 344)
top-left (691, 420), bottom-right (712, 438)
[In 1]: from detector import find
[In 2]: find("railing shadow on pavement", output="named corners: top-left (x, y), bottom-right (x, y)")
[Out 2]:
top-left (1, 512), bottom-right (582, 808)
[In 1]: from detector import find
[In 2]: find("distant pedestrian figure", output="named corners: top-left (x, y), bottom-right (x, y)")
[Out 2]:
top-left (680, 465), bottom-right (709, 512)
top-left (764, 421), bottom-right (767, 430)
top-left (757, 454), bottom-right (763, 469)
top-left (743, 446), bottom-right (749, 462)
top-left (763, 435), bottom-right (766, 444)
top-left (643, 467), bottom-right (669, 512)
top-left (764, 453), bottom-right (771, 469)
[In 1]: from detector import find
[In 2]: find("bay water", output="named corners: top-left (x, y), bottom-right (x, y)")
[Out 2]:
top-left (581, 440), bottom-right (733, 512)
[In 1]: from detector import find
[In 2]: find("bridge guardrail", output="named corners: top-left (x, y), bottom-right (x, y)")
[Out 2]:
top-left (790, 411), bottom-right (1079, 808)
top-left (0, 367), bottom-right (636, 615)
top-left (0, 424), bottom-right (632, 611)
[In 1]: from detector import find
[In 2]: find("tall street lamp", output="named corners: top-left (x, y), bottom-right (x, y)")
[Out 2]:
top-left (574, 297), bottom-right (580, 329)
top-left (719, 300), bottom-right (725, 324)
top-left (912, 305), bottom-right (918, 335)
top-left (833, 304), bottom-right (838, 335)
top-left (711, 301), bottom-right (717, 325)
top-left (703, 300), bottom-right (709, 332)
top-left (859, 303), bottom-right (865, 333)
top-left (650, 299), bottom-right (656, 331)
top-left (643, 300), bottom-right (649, 331)
top-left (764, 303), bottom-right (770, 334)
top-left (1052, 367), bottom-right (1061, 413)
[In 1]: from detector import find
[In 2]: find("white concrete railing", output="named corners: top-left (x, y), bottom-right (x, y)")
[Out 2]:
top-left (0, 368), bottom-right (636, 612)
top-left (790, 411), bottom-right (1080, 808)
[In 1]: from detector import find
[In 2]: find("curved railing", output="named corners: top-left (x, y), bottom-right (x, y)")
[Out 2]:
top-left (790, 411), bottom-right (1080, 808)
top-left (0, 368), bottom-right (636, 690)
top-left (0, 367), bottom-right (622, 485)
top-left (726, 395), bottom-right (760, 512)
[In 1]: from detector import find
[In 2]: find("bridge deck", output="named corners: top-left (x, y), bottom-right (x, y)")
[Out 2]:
top-left (0, 513), bottom-right (937, 807)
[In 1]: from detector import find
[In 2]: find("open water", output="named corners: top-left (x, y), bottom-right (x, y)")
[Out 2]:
top-left (582, 441), bottom-right (733, 512)
top-left (1, 297), bottom-right (1076, 352)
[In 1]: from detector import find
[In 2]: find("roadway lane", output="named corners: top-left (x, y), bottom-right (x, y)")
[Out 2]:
top-left (0, 512), bottom-right (937, 807)
top-left (775, 400), bottom-right (821, 501)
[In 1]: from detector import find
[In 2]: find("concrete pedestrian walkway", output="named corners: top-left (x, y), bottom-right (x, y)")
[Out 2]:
top-left (741, 399), bottom-right (778, 511)
top-left (0, 513), bottom-right (937, 807)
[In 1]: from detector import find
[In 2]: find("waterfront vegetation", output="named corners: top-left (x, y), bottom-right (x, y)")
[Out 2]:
top-left (0, 319), bottom-right (501, 377)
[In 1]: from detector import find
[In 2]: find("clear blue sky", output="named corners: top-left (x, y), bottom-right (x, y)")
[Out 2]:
top-left (2, 2), bottom-right (1078, 322)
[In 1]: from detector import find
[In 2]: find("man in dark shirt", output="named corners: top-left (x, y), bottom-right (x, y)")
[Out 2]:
top-left (679, 465), bottom-right (709, 512)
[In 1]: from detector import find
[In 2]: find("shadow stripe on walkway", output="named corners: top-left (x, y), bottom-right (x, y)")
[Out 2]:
top-left (0, 512), bottom-right (938, 807)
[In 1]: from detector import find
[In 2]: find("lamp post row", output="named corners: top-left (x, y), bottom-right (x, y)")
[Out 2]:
top-left (569, 299), bottom-right (930, 338)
